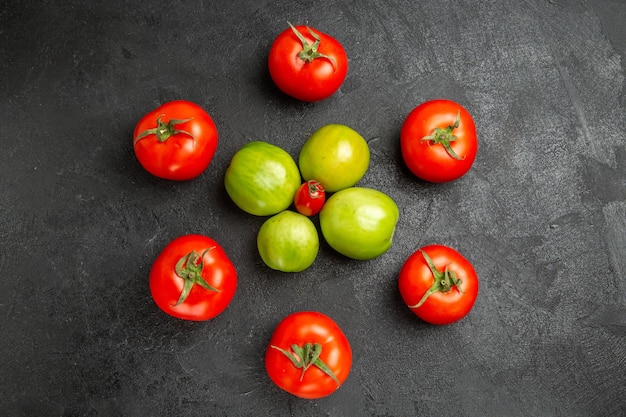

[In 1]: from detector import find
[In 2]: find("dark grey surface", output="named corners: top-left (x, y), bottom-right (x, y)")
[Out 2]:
top-left (1, 0), bottom-right (625, 416)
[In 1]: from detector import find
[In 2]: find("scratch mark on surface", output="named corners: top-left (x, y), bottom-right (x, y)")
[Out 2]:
top-left (603, 201), bottom-right (626, 303)
top-left (555, 63), bottom-right (592, 144)
top-left (578, 304), bottom-right (626, 337)
top-left (145, 230), bottom-right (159, 247)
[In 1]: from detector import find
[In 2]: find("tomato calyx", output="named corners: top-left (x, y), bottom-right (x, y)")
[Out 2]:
top-left (173, 247), bottom-right (220, 306)
top-left (409, 250), bottom-right (463, 308)
top-left (288, 22), bottom-right (337, 71)
top-left (271, 342), bottom-right (340, 385)
top-left (420, 110), bottom-right (464, 160)
top-left (306, 180), bottom-right (325, 199)
top-left (134, 116), bottom-right (195, 144)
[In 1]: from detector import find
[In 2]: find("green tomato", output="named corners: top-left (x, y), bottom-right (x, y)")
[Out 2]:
top-left (298, 124), bottom-right (370, 193)
top-left (225, 142), bottom-right (301, 216)
top-left (319, 187), bottom-right (399, 260)
top-left (257, 210), bottom-right (319, 272)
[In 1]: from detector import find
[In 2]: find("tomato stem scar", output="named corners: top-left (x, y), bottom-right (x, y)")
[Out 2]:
top-left (409, 250), bottom-right (463, 309)
top-left (288, 22), bottom-right (338, 71)
top-left (173, 247), bottom-right (219, 306)
top-left (420, 110), bottom-right (464, 160)
top-left (306, 180), bottom-right (325, 199)
top-left (271, 342), bottom-right (340, 385)
top-left (135, 116), bottom-right (195, 144)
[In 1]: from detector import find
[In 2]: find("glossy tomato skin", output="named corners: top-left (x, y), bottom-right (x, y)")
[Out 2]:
top-left (149, 234), bottom-right (237, 321)
top-left (398, 244), bottom-right (478, 325)
top-left (257, 210), bottom-right (319, 272)
top-left (298, 124), bottom-right (370, 193)
top-left (319, 187), bottom-right (399, 260)
top-left (224, 141), bottom-right (302, 216)
top-left (268, 25), bottom-right (348, 102)
top-left (293, 180), bottom-right (326, 216)
top-left (133, 100), bottom-right (218, 180)
top-left (265, 311), bottom-right (352, 399)
top-left (400, 99), bottom-right (477, 183)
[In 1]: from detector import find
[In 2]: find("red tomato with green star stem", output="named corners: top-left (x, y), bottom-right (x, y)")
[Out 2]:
top-left (149, 234), bottom-right (237, 321)
top-left (398, 244), bottom-right (478, 325)
top-left (293, 180), bottom-right (326, 216)
top-left (265, 311), bottom-right (352, 399)
top-left (400, 99), bottom-right (478, 183)
top-left (268, 23), bottom-right (348, 102)
top-left (133, 100), bottom-right (218, 180)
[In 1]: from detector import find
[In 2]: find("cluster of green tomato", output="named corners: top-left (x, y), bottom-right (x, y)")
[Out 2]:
top-left (224, 124), bottom-right (399, 272)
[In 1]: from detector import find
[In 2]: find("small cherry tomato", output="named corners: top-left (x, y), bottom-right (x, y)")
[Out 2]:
top-left (149, 234), bottom-right (237, 321)
top-left (400, 99), bottom-right (478, 183)
top-left (133, 100), bottom-right (218, 180)
top-left (398, 244), bottom-right (478, 325)
top-left (268, 23), bottom-right (348, 102)
top-left (265, 311), bottom-right (352, 399)
top-left (293, 180), bottom-right (326, 216)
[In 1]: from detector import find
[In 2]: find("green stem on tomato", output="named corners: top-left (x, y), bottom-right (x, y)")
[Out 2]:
top-left (134, 116), bottom-right (195, 144)
top-left (408, 250), bottom-right (463, 309)
top-left (307, 180), bottom-right (325, 198)
top-left (271, 342), bottom-right (340, 385)
top-left (288, 22), bottom-right (337, 71)
top-left (420, 110), bottom-right (464, 160)
top-left (173, 247), bottom-right (219, 306)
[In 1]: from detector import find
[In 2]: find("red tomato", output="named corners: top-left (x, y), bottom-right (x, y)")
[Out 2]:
top-left (265, 311), bottom-right (352, 399)
top-left (400, 99), bottom-right (478, 183)
top-left (293, 180), bottom-right (326, 216)
top-left (149, 234), bottom-right (237, 321)
top-left (268, 23), bottom-right (348, 102)
top-left (398, 244), bottom-right (478, 325)
top-left (133, 100), bottom-right (218, 180)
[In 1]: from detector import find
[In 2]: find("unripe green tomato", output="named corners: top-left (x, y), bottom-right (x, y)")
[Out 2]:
top-left (320, 187), bottom-right (399, 260)
top-left (299, 124), bottom-right (370, 193)
top-left (225, 142), bottom-right (301, 216)
top-left (257, 210), bottom-right (319, 272)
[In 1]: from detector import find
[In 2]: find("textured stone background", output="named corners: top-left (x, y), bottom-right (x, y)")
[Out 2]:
top-left (1, 0), bottom-right (625, 416)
